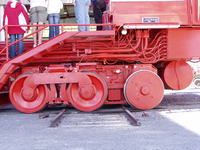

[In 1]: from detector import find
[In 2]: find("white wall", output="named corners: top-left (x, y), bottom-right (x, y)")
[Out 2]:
top-left (64, 0), bottom-right (73, 3)
top-left (0, 6), bottom-right (5, 41)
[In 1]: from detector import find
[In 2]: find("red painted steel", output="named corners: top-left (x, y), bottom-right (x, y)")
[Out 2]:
top-left (124, 70), bottom-right (164, 110)
top-left (110, 1), bottom-right (189, 25)
top-left (167, 28), bottom-right (200, 59)
top-left (21, 72), bottom-right (94, 100)
top-left (190, 0), bottom-right (200, 25)
top-left (9, 74), bottom-right (48, 113)
top-left (68, 72), bottom-right (108, 112)
top-left (0, 1), bottom-right (200, 113)
top-left (163, 61), bottom-right (193, 90)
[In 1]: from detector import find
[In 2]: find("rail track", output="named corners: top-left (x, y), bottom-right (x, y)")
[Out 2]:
top-left (38, 91), bottom-right (200, 128)
top-left (38, 105), bottom-right (142, 128)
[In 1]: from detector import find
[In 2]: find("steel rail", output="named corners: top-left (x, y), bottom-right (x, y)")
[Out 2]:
top-left (122, 107), bottom-right (141, 126)
top-left (49, 109), bottom-right (66, 127)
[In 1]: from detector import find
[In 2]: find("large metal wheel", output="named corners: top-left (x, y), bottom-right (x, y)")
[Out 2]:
top-left (68, 72), bottom-right (108, 112)
top-left (163, 61), bottom-right (193, 90)
top-left (124, 70), bottom-right (164, 110)
top-left (9, 74), bottom-right (48, 113)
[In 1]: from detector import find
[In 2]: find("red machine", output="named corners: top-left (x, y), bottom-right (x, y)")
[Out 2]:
top-left (0, 0), bottom-right (199, 113)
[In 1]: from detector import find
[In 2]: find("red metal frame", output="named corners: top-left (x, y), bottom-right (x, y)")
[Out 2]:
top-left (1, 1), bottom-right (200, 112)
top-left (110, 0), bottom-right (189, 25)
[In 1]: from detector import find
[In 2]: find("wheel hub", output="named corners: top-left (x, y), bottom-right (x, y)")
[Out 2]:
top-left (124, 70), bottom-right (164, 110)
top-left (79, 85), bottom-right (96, 100)
top-left (140, 85), bottom-right (150, 95)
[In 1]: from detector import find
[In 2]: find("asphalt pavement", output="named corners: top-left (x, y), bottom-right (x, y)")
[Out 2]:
top-left (1, 89), bottom-right (200, 150)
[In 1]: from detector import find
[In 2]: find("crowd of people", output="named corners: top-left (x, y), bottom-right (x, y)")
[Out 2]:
top-left (3, 0), bottom-right (109, 58)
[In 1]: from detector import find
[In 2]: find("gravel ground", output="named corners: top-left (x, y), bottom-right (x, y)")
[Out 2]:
top-left (1, 89), bottom-right (200, 150)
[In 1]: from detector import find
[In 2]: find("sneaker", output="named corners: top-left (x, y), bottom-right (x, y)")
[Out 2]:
top-left (33, 44), bottom-right (37, 47)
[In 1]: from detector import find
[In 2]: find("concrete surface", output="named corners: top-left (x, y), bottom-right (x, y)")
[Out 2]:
top-left (1, 90), bottom-right (200, 150)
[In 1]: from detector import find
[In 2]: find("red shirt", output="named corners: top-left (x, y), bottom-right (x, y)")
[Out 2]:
top-left (105, 0), bottom-right (109, 4)
top-left (3, 1), bottom-right (29, 34)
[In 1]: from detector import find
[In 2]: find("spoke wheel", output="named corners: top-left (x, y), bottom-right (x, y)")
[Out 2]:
top-left (68, 72), bottom-right (108, 112)
top-left (124, 70), bottom-right (164, 110)
top-left (9, 74), bottom-right (48, 113)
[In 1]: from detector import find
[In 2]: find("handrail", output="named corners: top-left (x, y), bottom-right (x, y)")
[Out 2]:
top-left (0, 23), bottom-right (115, 62)
top-left (0, 25), bottom-right (49, 56)
top-left (0, 26), bottom-right (5, 33)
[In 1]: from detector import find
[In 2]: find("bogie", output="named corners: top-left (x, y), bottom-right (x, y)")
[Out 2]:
top-left (0, 1), bottom-right (199, 113)
top-left (7, 63), bottom-right (170, 113)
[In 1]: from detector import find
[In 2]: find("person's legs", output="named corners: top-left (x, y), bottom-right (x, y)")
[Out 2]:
top-left (48, 14), bottom-right (54, 39)
top-left (38, 6), bottom-right (47, 44)
top-left (85, 0), bottom-right (90, 31)
top-left (9, 34), bottom-right (16, 58)
top-left (54, 13), bottom-right (60, 36)
top-left (30, 7), bottom-right (38, 47)
top-left (75, 0), bottom-right (87, 31)
top-left (38, 22), bottom-right (44, 45)
top-left (17, 34), bottom-right (24, 56)
top-left (93, 1), bottom-right (103, 30)
top-left (32, 23), bottom-right (38, 46)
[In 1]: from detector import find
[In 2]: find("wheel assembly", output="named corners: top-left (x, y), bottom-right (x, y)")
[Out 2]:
top-left (68, 72), bottom-right (108, 111)
top-left (163, 61), bottom-right (193, 90)
top-left (124, 70), bottom-right (164, 110)
top-left (9, 74), bottom-right (48, 113)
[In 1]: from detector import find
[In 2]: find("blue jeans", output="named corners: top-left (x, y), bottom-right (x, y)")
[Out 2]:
top-left (9, 34), bottom-right (24, 59)
top-left (75, 0), bottom-right (90, 31)
top-left (48, 13), bottom-right (60, 39)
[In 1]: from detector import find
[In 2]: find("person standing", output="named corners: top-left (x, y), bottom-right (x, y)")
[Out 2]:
top-left (29, 0), bottom-right (47, 47)
top-left (92, 0), bottom-right (106, 30)
top-left (47, 0), bottom-right (63, 39)
top-left (73, 0), bottom-right (91, 31)
top-left (3, 0), bottom-right (29, 58)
